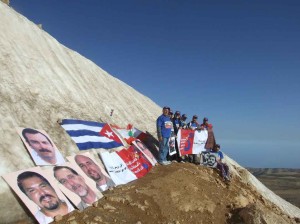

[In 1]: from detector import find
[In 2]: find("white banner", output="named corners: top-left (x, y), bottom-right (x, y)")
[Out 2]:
top-left (193, 130), bottom-right (208, 154)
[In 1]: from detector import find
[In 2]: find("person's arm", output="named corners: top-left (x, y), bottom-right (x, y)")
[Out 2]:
top-left (219, 151), bottom-right (224, 162)
top-left (195, 121), bottom-right (201, 130)
top-left (156, 118), bottom-right (163, 142)
top-left (178, 120), bottom-right (182, 130)
top-left (187, 122), bottom-right (191, 130)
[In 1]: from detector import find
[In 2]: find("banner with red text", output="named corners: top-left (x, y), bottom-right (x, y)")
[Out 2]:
top-left (99, 151), bottom-right (137, 185)
top-left (116, 145), bottom-right (152, 178)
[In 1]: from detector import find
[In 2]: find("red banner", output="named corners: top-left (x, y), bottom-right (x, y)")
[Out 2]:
top-left (116, 146), bottom-right (152, 178)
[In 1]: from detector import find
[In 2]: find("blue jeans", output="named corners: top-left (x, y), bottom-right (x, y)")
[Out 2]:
top-left (159, 137), bottom-right (170, 162)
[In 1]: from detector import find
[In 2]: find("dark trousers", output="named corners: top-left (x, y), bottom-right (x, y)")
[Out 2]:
top-left (188, 154), bottom-right (197, 163)
top-left (216, 162), bottom-right (229, 178)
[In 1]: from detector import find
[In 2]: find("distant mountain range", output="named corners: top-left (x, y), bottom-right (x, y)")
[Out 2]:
top-left (247, 168), bottom-right (300, 208)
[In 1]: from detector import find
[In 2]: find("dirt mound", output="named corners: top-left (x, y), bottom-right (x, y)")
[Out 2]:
top-left (53, 163), bottom-right (297, 224)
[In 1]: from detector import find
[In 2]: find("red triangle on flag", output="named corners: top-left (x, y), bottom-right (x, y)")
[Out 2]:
top-left (99, 124), bottom-right (122, 144)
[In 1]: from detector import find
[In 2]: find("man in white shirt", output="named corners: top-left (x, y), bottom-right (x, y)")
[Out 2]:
top-left (22, 128), bottom-right (65, 165)
top-left (75, 155), bottom-right (115, 192)
top-left (53, 166), bottom-right (102, 210)
top-left (17, 171), bottom-right (74, 224)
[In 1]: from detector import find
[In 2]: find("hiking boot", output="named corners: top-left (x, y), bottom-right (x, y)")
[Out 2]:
top-left (224, 176), bottom-right (231, 182)
top-left (159, 161), bottom-right (171, 166)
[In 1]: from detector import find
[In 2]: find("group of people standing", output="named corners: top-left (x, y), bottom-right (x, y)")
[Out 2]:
top-left (156, 106), bottom-right (230, 181)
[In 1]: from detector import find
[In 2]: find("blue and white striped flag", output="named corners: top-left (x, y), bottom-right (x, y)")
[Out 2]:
top-left (61, 119), bottom-right (123, 150)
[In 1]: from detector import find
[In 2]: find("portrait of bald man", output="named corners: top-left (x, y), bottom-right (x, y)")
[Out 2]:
top-left (20, 128), bottom-right (65, 166)
top-left (53, 165), bottom-right (102, 210)
top-left (74, 154), bottom-right (115, 192)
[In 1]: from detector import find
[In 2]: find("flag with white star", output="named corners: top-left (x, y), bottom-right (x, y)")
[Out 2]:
top-left (60, 119), bottom-right (123, 150)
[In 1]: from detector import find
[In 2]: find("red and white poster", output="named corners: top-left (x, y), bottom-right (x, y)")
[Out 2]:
top-left (177, 129), bottom-right (208, 155)
top-left (132, 139), bottom-right (157, 166)
top-left (99, 151), bottom-right (137, 185)
top-left (116, 145), bottom-right (152, 179)
top-left (177, 129), bottom-right (195, 156)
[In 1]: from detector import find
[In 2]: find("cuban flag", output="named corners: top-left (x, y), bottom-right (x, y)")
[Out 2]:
top-left (60, 119), bottom-right (123, 150)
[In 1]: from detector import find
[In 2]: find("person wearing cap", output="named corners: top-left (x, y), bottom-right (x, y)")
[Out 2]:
top-left (156, 106), bottom-right (173, 165)
top-left (186, 115), bottom-right (201, 163)
top-left (169, 110), bottom-right (175, 135)
top-left (202, 117), bottom-right (213, 129)
top-left (172, 111), bottom-right (182, 135)
top-left (202, 117), bottom-right (216, 150)
top-left (170, 111), bottom-right (183, 162)
top-left (210, 144), bottom-right (230, 182)
top-left (187, 115), bottom-right (200, 130)
top-left (178, 113), bottom-right (189, 162)
top-left (169, 110), bottom-right (174, 120)
top-left (180, 114), bottom-right (188, 129)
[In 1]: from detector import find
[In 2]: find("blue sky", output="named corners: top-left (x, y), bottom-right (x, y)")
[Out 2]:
top-left (11, 0), bottom-right (300, 168)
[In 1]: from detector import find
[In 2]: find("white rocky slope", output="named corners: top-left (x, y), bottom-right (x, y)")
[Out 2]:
top-left (226, 157), bottom-right (300, 219)
top-left (0, 2), bottom-right (299, 223)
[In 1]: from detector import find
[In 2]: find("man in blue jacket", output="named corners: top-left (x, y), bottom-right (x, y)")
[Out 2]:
top-left (156, 106), bottom-right (173, 165)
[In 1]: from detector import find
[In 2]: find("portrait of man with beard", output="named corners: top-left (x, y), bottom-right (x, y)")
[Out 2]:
top-left (53, 165), bottom-right (102, 210)
top-left (74, 154), bottom-right (115, 192)
top-left (16, 171), bottom-right (74, 224)
top-left (20, 128), bottom-right (65, 166)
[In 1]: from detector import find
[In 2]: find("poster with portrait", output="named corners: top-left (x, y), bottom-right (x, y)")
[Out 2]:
top-left (16, 127), bottom-right (65, 166)
top-left (47, 162), bottom-right (103, 210)
top-left (168, 136), bottom-right (177, 156)
top-left (132, 139), bottom-right (157, 166)
top-left (200, 151), bottom-right (217, 168)
top-left (2, 166), bottom-right (74, 224)
top-left (67, 152), bottom-right (115, 192)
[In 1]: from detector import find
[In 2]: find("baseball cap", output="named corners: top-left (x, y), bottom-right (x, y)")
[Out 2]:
top-left (163, 106), bottom-right (170, 110)
top-left (175, 111), bottom-right (180, 115)
top-left (182, 114), bottom-right (187, 118)
top-left (203, 117), bottom-right (208, 121)
top-left (193, 115), bottom-right (198, 119)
